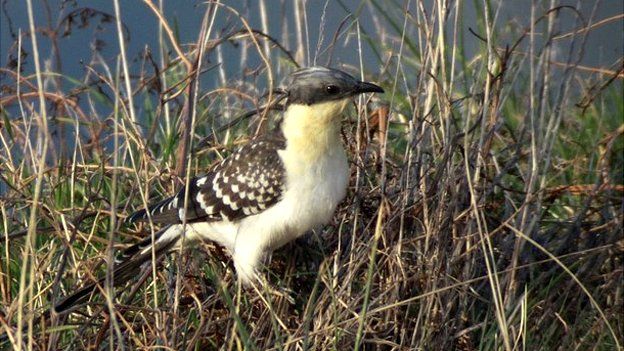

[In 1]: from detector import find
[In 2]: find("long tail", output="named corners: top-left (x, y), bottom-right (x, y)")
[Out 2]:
top-left (54, 225), bottom-right (182, 313)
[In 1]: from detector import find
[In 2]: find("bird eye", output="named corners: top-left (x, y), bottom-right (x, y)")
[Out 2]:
top-left (326, 85), bottom-right (340, 95)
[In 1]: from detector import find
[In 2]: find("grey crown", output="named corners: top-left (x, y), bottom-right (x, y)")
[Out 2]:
top-left (286, 66), bottom-right (384, 105)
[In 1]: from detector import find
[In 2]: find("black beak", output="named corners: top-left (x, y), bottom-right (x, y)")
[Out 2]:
top-left (355, 81), bottom-right (384, 94)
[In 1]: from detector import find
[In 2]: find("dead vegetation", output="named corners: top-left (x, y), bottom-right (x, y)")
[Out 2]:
top-left (0, 1), bottom-right (622, 350)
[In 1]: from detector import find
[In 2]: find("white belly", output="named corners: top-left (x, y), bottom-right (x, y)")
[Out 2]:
top-left (278, 147), bottom-right (349, 247)
top-left (236, 145), bottom-right (349, 251)
top-left (227, 145), bottom-right (348, 283)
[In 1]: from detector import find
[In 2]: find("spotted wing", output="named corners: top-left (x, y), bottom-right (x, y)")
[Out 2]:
top-left (126, 135), bottom-right (286, 224)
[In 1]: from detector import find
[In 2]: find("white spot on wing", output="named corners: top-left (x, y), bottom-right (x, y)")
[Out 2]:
top-left (196, 176), bottom-right (207, 186)
top-left (222, 194), bottom-right (231, 206)
top-left (196, 192), bottom-right (207, 210)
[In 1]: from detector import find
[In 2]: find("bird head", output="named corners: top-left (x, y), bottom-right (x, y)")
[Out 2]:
top-left (278, 67), bottom-right (384, 155)
top-left (280, 66), bottom-right (384, 130)
top-left (285, 66), bottom-right (384, 107)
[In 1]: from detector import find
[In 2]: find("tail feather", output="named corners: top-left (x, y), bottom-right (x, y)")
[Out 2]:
top-left (54, 225), bottom-right (180, 313)
top-left (114, 226), bottom-right (168, 263)
top-left (125, 195), bottom-right (182, 224)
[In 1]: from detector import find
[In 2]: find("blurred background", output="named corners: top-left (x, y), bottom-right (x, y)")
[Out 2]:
top-left (1, 1), bottom-right (622, 350)
top-left (2, 0), bottom-right (622, 87)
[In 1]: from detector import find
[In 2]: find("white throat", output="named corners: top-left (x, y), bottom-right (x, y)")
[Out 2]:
top-left (280, 99), bottom-right (350, 163)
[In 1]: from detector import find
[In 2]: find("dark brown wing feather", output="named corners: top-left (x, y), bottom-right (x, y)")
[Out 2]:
top-left (126, 134), bottom-right (286, 225)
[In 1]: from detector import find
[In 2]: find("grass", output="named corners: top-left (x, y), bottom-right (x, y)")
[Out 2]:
top-left (1, 0), bottom-right (622, 350)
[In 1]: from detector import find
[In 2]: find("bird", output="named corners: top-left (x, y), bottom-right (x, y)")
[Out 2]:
top-left (54, 66), bottom-right (384, 313)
